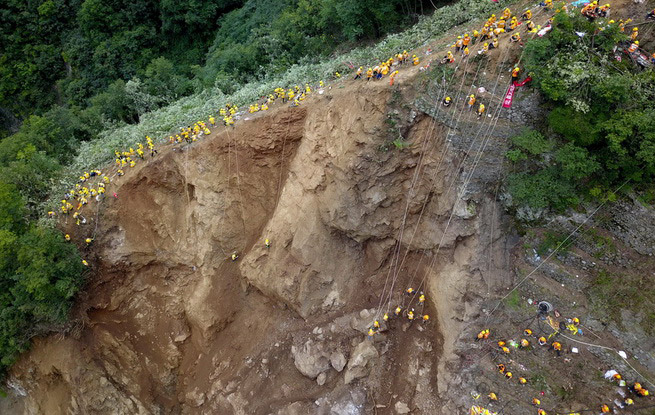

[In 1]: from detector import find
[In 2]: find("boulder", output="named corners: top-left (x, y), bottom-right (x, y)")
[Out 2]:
top-left (291, 339), bottom-right (331, 379)
top-left (344, 340), bottom-right (378, 384)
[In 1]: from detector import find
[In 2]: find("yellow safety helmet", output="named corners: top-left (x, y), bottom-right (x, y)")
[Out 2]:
top-left (458, 35), bottom-right (462, 39)
top-left (633, 27), bottom-right (638, 31)
top-left (465, 33), bottom-right (469, 37)
top-left (635, 41), bottom-right (640, 45)
top-left (609, 20), bottom-right (615, 23)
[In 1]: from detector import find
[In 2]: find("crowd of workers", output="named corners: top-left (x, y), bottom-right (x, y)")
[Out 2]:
top-left (472, 312), bottom-right (651, 415)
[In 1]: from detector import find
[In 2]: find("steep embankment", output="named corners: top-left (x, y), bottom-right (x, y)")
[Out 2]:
top-left (1, 69), bottom-right (511, 414)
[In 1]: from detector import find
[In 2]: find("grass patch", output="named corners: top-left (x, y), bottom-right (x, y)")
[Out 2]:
top-left (587, 269), bottom-right (655, 335)
top-left (536, 231), bottom-right (573, 256)
top-left (504, 290), bottom-right (523, 310)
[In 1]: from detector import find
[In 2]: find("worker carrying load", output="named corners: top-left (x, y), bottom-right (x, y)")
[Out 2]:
top-left (628, 41), bottom-right (639, 53)
top-left (455, 36), bottom-right (464, 52)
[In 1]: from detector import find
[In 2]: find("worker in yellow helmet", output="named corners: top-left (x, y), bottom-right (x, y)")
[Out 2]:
top-left (82, 259), bottom-right (89, 266)
top-left (512, 67), bottom-right (520, 80)
top-left (468, 94), bottom-right (476, 110)
top-left (418, 294), bottom-right (425, 304)
top-left (477, 103), bottom-right (486, 118)
top-left (383, 313), bottom-right (389, 322)
top-left (373, 320), bottom-right (380, 329)
top-left (231, 252), bottom-right (238, 261)
top-left (443, 96), bottom-right (452, 107)
top-left (520, 338), bottom-right (530, 348)
top-left (413, 55), bottom-right (419, 65)
top-left (488, 392), bottom-right (498, 401)
top-left (265, 238), bottom-right (270, 248)
top-left (519, 377), bottom-right (527, 384)
top-left (422, 314), bottom-right (429, 323)
top-left (532, 398), bottom-right (541, 406)
top-left (65, 234), bottom-right (71, 241)
top-left (85, 238), bottom-right (92, 245)
top-left (407, 310), bottom-right (415, 320)
top-left (394, 306), bottom-right (402, 316)
top-left (522, 9), bottom-right (532, 20)
top-left (601, 404), bottom-right (610, 413)
top-left (631, 27), bottom-right (638, 41)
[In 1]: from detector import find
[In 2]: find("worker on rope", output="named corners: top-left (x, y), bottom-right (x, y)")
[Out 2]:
top-left (366, 68), bottom-right (373, 81)
top-left (443, 96), bottom-right (452, 107)
top-left (407, 309), bottom-right (415, 321)
top-left (475, 329), bottom-right (490, 341)
top-left (479, 42), bottom-right (489, 55)
top-left (395, 306), bottom-right (402, 316)
top-left (354, 67), bottom-right (363, 80)
top-left (405, 287), bottom-right (415, 296)
top-left (418, 293), bottom-right (425, 305)
top-left (521, 9), bottom-right (532, 20)
top-left (489, 37), bottom-right (499, 50)
top-left (480, 24), bottom-right (491, 41)
top-left (512, 67), bottom-right (520, 81)
top-left (472, 30), bottom-right (480, 44)
top-left (648, 8), bottom-right (655, 19)
top-left (467, 94), bottom-right (476, 110)
top-left (631, 27), bottom-right (638, 41)
top-left (510, 32), bottom-right (521, 43)
top-left (463, 33), bottom-right (471, 48)
top-left (477, 103), bottom-right (485, 118)
top-left (389, 70), bottom-right (399, 86)
top-left (368, 327), bottom-right (376, 338)
top-left (501, 7), bottom-right (511, 20)
top-left (383, 313), bottom-right (389, 322)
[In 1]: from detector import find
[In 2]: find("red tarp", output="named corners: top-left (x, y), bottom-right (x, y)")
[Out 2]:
top-left (502, 76), bottom-right (532, 108)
